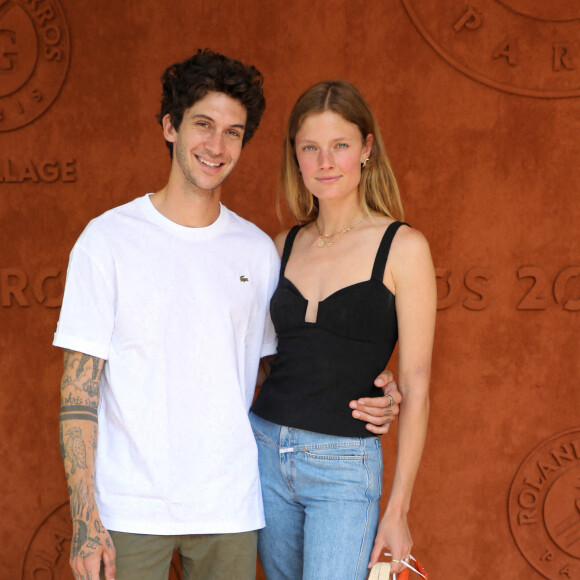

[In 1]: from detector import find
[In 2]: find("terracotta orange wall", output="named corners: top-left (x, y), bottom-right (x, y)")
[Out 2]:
top-left (2, 1), bottom-right (579, 578)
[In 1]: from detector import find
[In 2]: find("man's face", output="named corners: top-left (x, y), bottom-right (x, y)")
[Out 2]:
top-left (163, 91), bottom-right (248, 193)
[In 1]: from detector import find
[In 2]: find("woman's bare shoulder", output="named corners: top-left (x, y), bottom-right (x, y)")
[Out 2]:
top-left (394, 223), bottom-right (430, 251)
top-left (390, 224), bottom-right (433, 274)
top-left (273, 229), bottom-right (292, 257)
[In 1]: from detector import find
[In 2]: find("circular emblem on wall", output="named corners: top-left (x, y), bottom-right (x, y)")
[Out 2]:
top-left (21, 503), bottom-right (72, 579)
top-left (508, 427), bottom-right (580, 579)
top-left (22, 503), bottom-right (182, 578)
top-left (400, 0), bottom-right (580, 97)
top-left (0, 0), bottom-right (70, 132)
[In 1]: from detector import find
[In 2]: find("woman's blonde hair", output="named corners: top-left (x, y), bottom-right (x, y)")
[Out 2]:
top-left (280, 80), bottom-right (404, 223)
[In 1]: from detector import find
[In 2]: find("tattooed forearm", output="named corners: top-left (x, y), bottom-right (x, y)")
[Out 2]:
top-left (61, 392), bottom-right (98, 410)
top-left (76, 354), bottom-right (101, 381)
top-left (60, 405), bottom-right (98, 423)
top-left (70, 480), bottom-right (95, 522)
top-left (73, 354), bottom-right (102, 398)
top-left (92, 425), bottom-right (97, 455)
top-left (59, 351), bottom-right (114, 576)
top-left (63, 349), bottom-right (75, 370)
top-left (61, 351), bottom-right (104, 400)
top-left (82, 378), bottom-right (100, 398)
top-left (60, 351), bottom-right (103, 476)
top-left (76, 354), bottom-right (91, 379)
top-left (61, 425), bottom-right (89, 473)
top-left (69, 480), bottom-right (105, 561)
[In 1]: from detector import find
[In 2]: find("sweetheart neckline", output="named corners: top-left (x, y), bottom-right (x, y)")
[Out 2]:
top-left (281, 275), bottom-right (394, 306)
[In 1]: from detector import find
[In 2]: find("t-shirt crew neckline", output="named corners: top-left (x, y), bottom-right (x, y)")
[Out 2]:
top-left (141, 193), bottom-right (228, 240)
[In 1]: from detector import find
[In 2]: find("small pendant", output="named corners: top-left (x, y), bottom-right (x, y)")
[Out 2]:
top-left (317, 239), bottom-right (325, 248)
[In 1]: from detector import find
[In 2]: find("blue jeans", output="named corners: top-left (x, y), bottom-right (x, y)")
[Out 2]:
top-left (249, 412), bottom-right (383, 580)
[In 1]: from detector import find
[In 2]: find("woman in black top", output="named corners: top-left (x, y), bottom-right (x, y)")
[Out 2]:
top-left (250, 81), bottom-right (436, 579)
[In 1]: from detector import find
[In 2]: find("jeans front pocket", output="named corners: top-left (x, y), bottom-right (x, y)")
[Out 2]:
top-left (304, 443), bottom-right (367, 462)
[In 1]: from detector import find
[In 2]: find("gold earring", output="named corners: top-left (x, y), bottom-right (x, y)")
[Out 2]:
top-left (362, 158), bottom-right (370, 168)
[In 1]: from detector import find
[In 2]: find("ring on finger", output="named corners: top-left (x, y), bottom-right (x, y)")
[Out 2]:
top-left (385, 393), bottom-right (394, 407)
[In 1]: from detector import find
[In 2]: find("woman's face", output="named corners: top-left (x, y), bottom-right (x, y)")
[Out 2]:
top-left (294, 111), bottom-right (372, 204)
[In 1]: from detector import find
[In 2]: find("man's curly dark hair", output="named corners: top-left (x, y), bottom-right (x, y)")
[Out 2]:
top-left (158, 49), bottom-right (266, 157)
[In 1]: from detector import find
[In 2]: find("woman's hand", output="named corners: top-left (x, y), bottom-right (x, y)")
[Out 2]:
top-left (368, 511), bottom-right (413, 575)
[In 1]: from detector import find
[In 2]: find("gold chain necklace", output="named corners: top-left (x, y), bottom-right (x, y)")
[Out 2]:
top-left (315, 215), bottom-right (366, 248)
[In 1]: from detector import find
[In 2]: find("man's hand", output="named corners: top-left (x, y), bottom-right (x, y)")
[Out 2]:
top-left (70, 515), bottom-right (116, 580)
top-left (350, 370), bottom-right (401, 434)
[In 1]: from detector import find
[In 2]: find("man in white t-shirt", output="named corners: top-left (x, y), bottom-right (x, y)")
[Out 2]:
top-left (55, 49), bottom-right (401, 580)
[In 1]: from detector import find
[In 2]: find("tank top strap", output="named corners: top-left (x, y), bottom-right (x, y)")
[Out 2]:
top-left (371, 221), bottom-right (409, 282)
top-left (280, 225), bottom-right (302, 276)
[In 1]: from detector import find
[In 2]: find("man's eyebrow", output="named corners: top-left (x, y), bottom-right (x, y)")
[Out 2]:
top-left (192, 113), bottom-right (213, 122)
top-left (191, 113), bottom-right (245, 130)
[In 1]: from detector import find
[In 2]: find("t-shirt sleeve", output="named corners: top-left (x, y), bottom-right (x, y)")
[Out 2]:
top-left (260, 241), bottom-right (280, 358)
top-left (53, 227), bottom-right (116, 360)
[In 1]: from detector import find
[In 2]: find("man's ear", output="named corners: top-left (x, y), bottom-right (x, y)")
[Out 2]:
top-left (162, 114), bottom-right (177, 143)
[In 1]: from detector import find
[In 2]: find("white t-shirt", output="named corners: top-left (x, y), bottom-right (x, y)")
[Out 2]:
top-left (54, 194), bottom-right (279, 535)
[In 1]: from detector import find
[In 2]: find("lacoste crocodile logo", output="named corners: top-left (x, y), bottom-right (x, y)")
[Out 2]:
top-left (239, 275), bottom-right (249, 283)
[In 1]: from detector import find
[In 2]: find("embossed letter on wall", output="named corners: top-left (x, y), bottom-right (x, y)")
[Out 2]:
top-left (435, 265), bottom-right (580, 310)
top-left (401, 0), bottom-right (580, 97)
top-left (1, 267), bottom-right (63, 307)
top-left (0, 0), bottom-right (70, 131)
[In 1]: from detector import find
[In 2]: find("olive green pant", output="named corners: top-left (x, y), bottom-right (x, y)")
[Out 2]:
top-left (103, 529), bottom-right (258, 580)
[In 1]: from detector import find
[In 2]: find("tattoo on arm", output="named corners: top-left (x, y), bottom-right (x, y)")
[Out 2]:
top-left (61, 425), bottom-right (89, 473)
top-left (63, 349), bottom-right (75, 370)
top-left (70, 479), bottom-right (97, 558)
top-left (60, 351), bottom-right (103, 500)
top-left (61, 352), bottom-right (103, 404)
top-left (75, 354), bottom-right (101, 397)
top-left (76, 354), bottom-right (91, 379)
top-left (92, 425), bottom-right (98, 455)
top-left (62, 351), bottom-right (103, 396)
top-left (76, 354), bottom-right (100, 380)
top-left (82, 378), bottom-right (100, 398)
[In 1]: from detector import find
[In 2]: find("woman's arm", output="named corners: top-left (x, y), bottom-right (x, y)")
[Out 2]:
top-left (368, 227), bottom-right (436, 574)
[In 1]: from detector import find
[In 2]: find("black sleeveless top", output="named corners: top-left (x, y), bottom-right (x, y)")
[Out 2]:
top-left (251, 221), bottom-right (406, 437)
